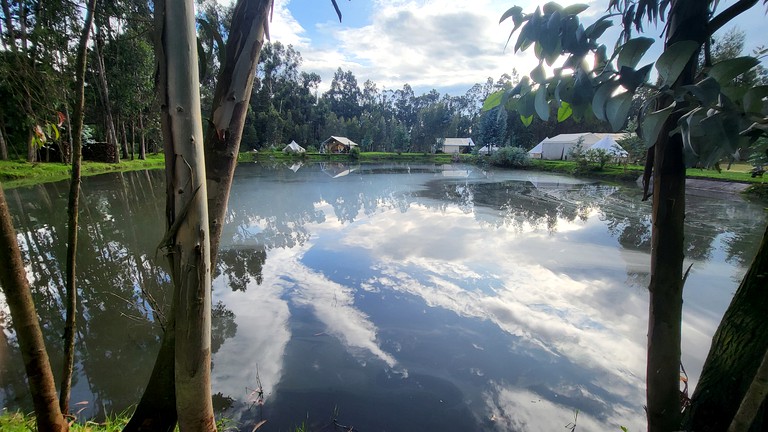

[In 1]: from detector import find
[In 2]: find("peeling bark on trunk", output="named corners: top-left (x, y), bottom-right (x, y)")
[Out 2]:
top-left (0, 127), bottom-right (7, 160)
top-left (645, 1), bottom-right (709, 430)
top-left (205, 0), bottom-right (271, 265)
top-left (157, 0), bottom-right (214, 429)
top-left (0, 188), bottom-right (68, 432)
top-left (59, 0), bottom-right (97, 415)
top-left (684, 225), bottom-right (768, 431)
top-left (729, 345), bottom-right (768, 432)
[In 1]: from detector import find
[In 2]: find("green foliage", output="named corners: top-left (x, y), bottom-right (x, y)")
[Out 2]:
top-left (487, 2), bottom-right (768, 169)
top-left (489, 146), bottom-right (531, 168)
top-left (349, 146), bottom-right (361, 160)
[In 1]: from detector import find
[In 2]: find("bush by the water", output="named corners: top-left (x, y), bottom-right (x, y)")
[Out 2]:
top-left (489, 146), bottom-right (530, 168)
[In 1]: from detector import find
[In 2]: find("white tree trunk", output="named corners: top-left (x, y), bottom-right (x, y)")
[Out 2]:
top-left (155, 0), bottom-right (215, 429)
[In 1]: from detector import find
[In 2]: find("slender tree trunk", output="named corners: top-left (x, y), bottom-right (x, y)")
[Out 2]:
top-left (0, 0), bottom-right (15, 52)
top-left (93, 28), bottom-right (119, 163)
top-left (683, 224), bottom-right (768, 431)
top-left (205, 0), bottom-right (271, 265)
top-left (59, 0), bottom-right (97, 415)
top-left (0, 126), bottom-right (8, 160)
top-left (27, 128), bottom-right (36, 163)
top-left (139, 114), bottom-right (146, 160)
top-left (157, 0), bottom-right (214, 429)
top-left (0, 187), bottom-right (68, 432)
top-left (121, 121), bottom-right (130, 160)
top-left (131, 120), bottom-right (136, 161)
top-left (646, 1), bottom-right (709, 430)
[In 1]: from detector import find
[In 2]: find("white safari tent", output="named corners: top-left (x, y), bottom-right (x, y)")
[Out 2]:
top-left (282, 140), bottom-right (306, 154)
top-left (528, 133), bottom-right (602, 160)
top-left (589, 136), bottom-right (629, 161)
top-left (441, 138), bottom-right (475, 154)
top-left (478, 144), bottom-right (499, 155)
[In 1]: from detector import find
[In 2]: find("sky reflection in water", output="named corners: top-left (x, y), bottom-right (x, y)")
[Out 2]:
top-left (209, 163), bottom-right (764, 431)
top-left (1, 163), bottom-right (764, 431)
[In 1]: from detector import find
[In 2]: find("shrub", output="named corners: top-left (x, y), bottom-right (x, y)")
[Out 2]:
top-left (306, 145), bottom-right (318, 153)
top-left (489, 146), bottom-right (530, 168)
top-left (349, 147), bottom-right (361, 160)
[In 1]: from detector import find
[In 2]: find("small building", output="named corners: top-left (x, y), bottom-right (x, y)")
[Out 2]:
top-left (283, 140), bottom-right (306, 154)
top-left (589, 136), bottom-right (629, 162)
top-left (321, 136), bottom-right (359, 154)
top-left (529, 133), bottom-right (602, 160)
top-left (441, 138), bottom-right (475, 154)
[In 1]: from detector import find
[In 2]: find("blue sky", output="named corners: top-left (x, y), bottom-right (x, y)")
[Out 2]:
top-left (265, 0), bottom-right (767, 96)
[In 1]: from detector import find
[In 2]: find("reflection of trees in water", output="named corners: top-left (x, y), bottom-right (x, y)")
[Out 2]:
top-left (421, 177), bottom-right (764, 268)
top-left (1, 170), bottom-right (240, 418)
top-left (214, 248), bottom-right (267, 291)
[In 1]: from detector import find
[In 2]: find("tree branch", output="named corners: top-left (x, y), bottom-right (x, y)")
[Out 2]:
top-left (709, 0), bottom-right (759, 35)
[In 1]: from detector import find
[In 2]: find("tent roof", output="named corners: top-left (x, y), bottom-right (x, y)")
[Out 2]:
top-left (528, 142), bottom-right (544, 154)
top-left (543, 132), bottom-right (601, 144)
top-left (443, 137), bottom-right (475, 147)
top-left (589, 136), bottom-right (628, 156)
top-left (283, 141), bottom-right (306, 153)
top-left (322, 136), bottom-right (359, 147)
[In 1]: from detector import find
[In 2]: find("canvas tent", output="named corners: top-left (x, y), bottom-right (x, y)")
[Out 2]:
top-left (283, 140), bottom-right (305, 154)
top-left (530, 133), bottom-right (602, 160)
top-left (478, 144), bottom-right (499, 155)
top-left (321, 136), bottom-right (359, 153)
top-left (589, 136), bottom-right (629, 161)
top-left (441, 138), bottom-right (475, 154)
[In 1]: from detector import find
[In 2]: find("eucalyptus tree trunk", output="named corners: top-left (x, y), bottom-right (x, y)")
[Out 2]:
top-left (139, 114), bottom-right (146, 160)
top-left (59, 0), bottom-right (97, 415)
top-left (205, 0), bottom-right (271, 265)
top-left (156, 0), bottom-right (214, 429)
top-left (0, 187), bottom-right (68, 432)
top-left (0, 127), bottom-right (7, 160)
top-left (645, 1), bottom-right (709, 430)
top-left (728, 345), bottom-right (768, 432)
top-left (93, 27), bottom-right (120, 163)
top-left (682, 224), bottom-right (768, 431)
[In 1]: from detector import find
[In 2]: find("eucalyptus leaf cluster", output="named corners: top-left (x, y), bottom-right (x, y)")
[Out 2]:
top-left (484, 1), bottom-right (768, 168)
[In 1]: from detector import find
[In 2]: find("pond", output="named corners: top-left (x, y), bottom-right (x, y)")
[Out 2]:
top-left (1, 162), bottom-right (765, 431)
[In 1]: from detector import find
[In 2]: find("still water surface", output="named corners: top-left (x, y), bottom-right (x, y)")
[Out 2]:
top-left (1, 163), bottom-right (765, 431)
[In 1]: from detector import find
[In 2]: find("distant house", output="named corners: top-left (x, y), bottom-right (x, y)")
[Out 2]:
top-left (321, 136), bottom-right (359, 153)
top-left (528, 133), bottom-right (602, 160)
top-left (283, 140), bottom-right (306, 154)
top-left (440, 138), bottom-right (475, 154)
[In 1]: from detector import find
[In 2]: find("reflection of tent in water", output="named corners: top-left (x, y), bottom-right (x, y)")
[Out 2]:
top-left (440, 164), bottom-right (472, 177)
top-left (287, 161), bottom-right (303, 172)
top-left (320, 162), bottom-right (358, 178)
top-left (283, 140), bottom-right (305, 154)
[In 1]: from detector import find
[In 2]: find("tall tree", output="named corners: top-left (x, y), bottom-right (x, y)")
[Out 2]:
top-left (486, 1), bottom-right (768, 429)
top-left (155, 0), bottom-right (215, 429)
top-left (60, 0), bottom-right (98, 414)
top-left (0, 188), bottom-right (68, 431)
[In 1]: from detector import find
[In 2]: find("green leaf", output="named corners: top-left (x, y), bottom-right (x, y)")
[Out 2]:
top-left (557, 101), bottom-right (573, 122)
top-left (707, 56), bottom-right (760, 84)
top-left (482, 90), bottom-right (505, 112)
top-left (641, 103), bottom-right (675, 147)
top-left (531, 63), bottom-right (547, 84)
top-left (535, 88), bottom-right (550, 121)
top-left (681, 77), bottom-right (720, 106)
top-left (617, 37), bottom-right (655, 70)
top-left (543, 2), bottom-right (563, 14)
top-left (605, 91), bottom-right (633, 131)
top-left (563, 3), bottom-right (589, 15)
top-left (500, 6), bottom-right (523, 23)
top-left (592, 80), bottom-right (619, 122)
top-left (521, 114), bottom-right (534, 126)
top-left (743, 85), bottom-right (768, 114)
top-left (620, 426), bottom-right (629, 432)
top-left (518, 91), bottom-right (536, 117)
top-left (584, 16), bottom-right (613, 41)
top-left (656, 40), bottom-right (699, 86)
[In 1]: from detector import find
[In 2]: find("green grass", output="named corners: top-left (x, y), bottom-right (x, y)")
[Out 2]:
top-left (0, 409), bottom-right (243, 431)
top-left (0, 154), bottom-right (165, 189)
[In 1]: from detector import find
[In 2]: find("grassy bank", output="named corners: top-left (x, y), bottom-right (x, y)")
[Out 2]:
top-left (2, 151), bottom-right (765, 192)
top-left (0, 410), bottom-right (129, 432)
top-left (0, 154), bottom-right (165, 189)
